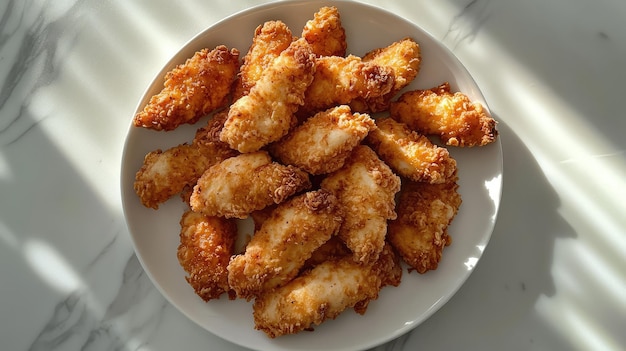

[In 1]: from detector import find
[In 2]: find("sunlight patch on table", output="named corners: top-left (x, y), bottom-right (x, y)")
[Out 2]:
top-left (568, 243), bottom-right (626, 308)
top-left (0, 221), bottom-right (19, 249)
top-left (536, 294), bottom-right (622, 351)
top-left (23, 239), bottom-right (86, 294)
top-left (117, 1), bottom-right (179, 57)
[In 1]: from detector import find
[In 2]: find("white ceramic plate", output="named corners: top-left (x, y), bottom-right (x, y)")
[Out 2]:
top-left (120, 1), bottom-right (503, 350)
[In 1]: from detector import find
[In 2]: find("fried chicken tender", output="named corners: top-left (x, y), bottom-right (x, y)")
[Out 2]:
top-left (351, 37), bottom-right (421, 113)
top-left (189, 151), bottom-right (311, 219)
top-left (134, 112), bottom-right (238, 209)
top-left (134, 145), bottom-right (211, 209)
top-left (177, 211), bottom-right (237, 301)
top-left (302, 6), bottom-right (347, 57)
top-left (228, 189), bottom-right (342, 300)
top-left (366, 117), bottom-right (457, 184)
top-left (252, 243), bottom-right (401, 338)
top-left (388, 177), bottom-right (462, 274)
top-left (233, 20), bottom-right (294, 99)
top-left (133, 46), bottom-right (240, 131)
top-left (269, 105), bottom-right (376, 175)
top-left (321, 145), bottom-right (401, 264)
top-left (301, 55), bottom-right (395, 115)
top-left (220, 38), bottom-right (316, 153)
top-left (390, 82), bottom-right (498, 147)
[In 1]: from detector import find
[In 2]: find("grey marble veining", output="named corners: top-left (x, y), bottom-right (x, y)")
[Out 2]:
top-left (29, 251), bottom-right (168, 351)
top-left (0, 0), bottom-right (84, 146)
top-left (443, 0), bottom-right (492, 49)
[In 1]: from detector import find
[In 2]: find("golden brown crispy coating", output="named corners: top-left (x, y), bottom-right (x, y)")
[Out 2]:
top-left (301, 55), bottom-right (395, 115)
top-left (390, 82), bottom-right (498, 147)
top-left (134, 145), bottom-right (210, 209)
top-left (189, 151), bottom-right (311, 219)
top-left (177, 211), bottom-right (238, 301)
top-left (379, 243), bottom-right (403, 289)
top-left (302, 6), bottom-right (347, 57)
top-left (233, 20), bottom-right (294, 99)
top-left (179, 113), bottom-right (239, 206)
top-left (302, 236), bottom-right (350, 270)
top-left (252, 243), bottom-right (401, 338)
top-left (321, 145), bottom-right (401, 264)
top-left (363, 38), bottom-right (420, 92)
top-left (134, 112), bottom-right (237, 209)
top-left (388, 177), bottom-right (462, 274)
top-left (351, 37), bottom-right (421, 113)
top-left (366, 117), bottom-right (457, 184)
top-left (220, 38), bottom-right (316, 153)
top-left (269, 105), bottom-right (376, 175)
top-left (133, 46), bottom-right (240, 131)
top-left (228, 189), bottom-right (342, 300)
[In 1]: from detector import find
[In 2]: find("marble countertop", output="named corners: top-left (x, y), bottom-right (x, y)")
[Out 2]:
top-left (1, 0), bottom-right (625, 350)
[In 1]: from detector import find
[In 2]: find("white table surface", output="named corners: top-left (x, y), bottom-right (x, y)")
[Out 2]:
top-left (1, 0), bottom-right (625, 350)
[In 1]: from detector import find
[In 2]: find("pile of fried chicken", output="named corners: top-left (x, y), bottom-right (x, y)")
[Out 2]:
top-left (132, 6), bottom-right (497, 338)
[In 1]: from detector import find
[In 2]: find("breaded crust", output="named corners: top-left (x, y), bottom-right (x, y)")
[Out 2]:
top-left (321, 145), bottom-right (401, 264)
top-left (189, 151), bottom-right (311, 219)
top-left (366, 117), bottom-right (457, 184)
top-left (177, 211), bottom-right (238, 301)
top-left (134, 145), bottom-right (211, 209)
top-left (227, 189), bottom-right (342, 300)
top-left (252, 243), bottom-right (401, 338)
top-left (220, 38), bottom-right (316, 153)
top-left (134, 46), bottom-right (240, 131)
top-left (352, 37), bottom-right (421, 113)
top-left (302, 55), bottom-right (395, 115)
top-left (390, 82), bottom-right (498, 147)
top-left (388, 177), bottom-right (462, 273)
top-left (134, 112), bottom-right (237, 209)
top-left (269, 105), bottom-right (376, 175)
top-left (234, 20), bottom-right (294, 99)
top-left (302, 6), bottom-right (347, 57)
